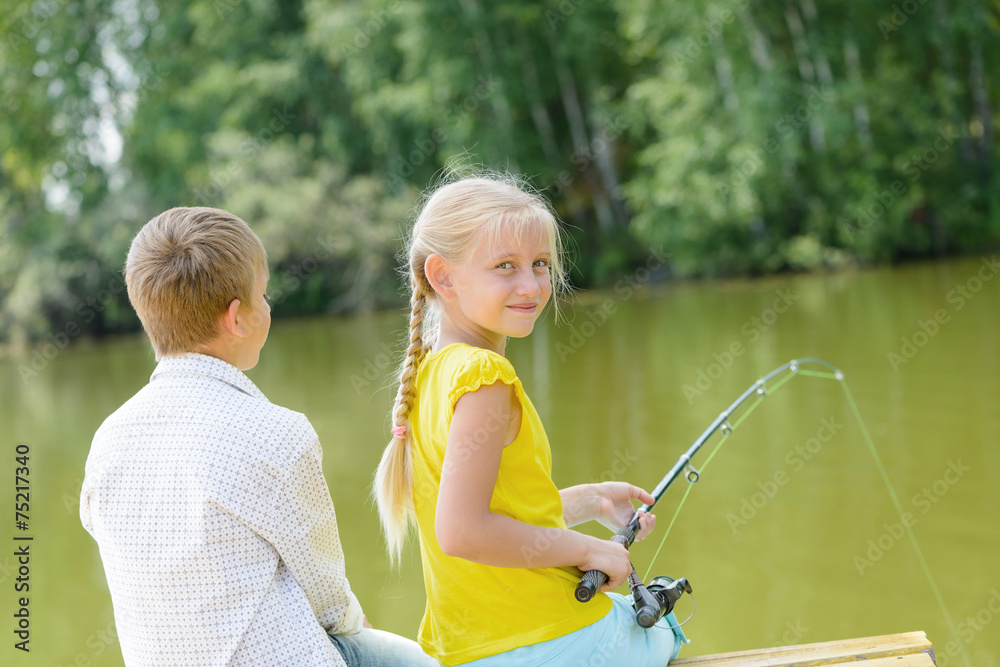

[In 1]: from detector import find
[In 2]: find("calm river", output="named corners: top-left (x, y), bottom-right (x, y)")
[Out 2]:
top-left (1, 256), bottom-right (997, 665)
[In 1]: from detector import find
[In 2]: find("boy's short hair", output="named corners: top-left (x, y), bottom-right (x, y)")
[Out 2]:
top-left (125, 207), bottom-right (267, 359)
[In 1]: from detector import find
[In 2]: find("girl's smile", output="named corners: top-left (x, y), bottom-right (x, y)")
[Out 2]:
top-left (507, 302), bottom-right (539, 313)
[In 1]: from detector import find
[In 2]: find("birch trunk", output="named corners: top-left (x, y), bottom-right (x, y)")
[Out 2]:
top-left (457, 0), bottom-right (518, 170)
top-left (843, 38), bottom-right (872, 147)
top-left (784, 2), bottom-right (825, 151)
top-left (517, 34), bottom-right (561, 165)
top-left (549, 37), bottom-right (616, 232)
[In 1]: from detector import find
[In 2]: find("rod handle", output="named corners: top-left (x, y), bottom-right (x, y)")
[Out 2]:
top-left (574, 523), bottom-right (636, 602)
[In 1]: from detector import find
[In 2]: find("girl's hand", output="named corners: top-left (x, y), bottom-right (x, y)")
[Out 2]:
top-left (596, 482), bottom-right (657, 540)
top-left (580, 535), bottom-right (634, 591)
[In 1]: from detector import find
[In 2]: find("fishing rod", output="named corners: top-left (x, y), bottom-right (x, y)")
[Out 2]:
top-left (572, 357), bottom-right (972, 665)
top-left (574, 358), bottom-right (843, 626)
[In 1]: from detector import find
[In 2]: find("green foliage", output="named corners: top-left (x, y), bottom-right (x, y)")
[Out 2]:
top-left (1, 0), bottom-right (998, 344)
top-left (621, 0), bottom-right (1000, 276)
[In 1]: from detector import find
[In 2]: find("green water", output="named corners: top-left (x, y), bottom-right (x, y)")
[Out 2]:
top-left (1, 256), bottom-right (998, 665)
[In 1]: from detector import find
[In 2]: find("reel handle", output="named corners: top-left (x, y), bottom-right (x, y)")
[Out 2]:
top-left (629, 571), bottom-right (662, 628)
top-left (575, 522), bottom-right (637, 602)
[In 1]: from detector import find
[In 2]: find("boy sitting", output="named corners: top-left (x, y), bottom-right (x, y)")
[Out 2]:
top-left (80, 207), bottom-right (437, 666)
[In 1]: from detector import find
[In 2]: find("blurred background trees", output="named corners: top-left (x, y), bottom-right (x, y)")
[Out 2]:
top-left (2, 0), bottom-right (998, 344)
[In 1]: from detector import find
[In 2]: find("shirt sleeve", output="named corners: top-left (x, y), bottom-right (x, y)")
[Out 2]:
top-left (448, 348), bottom-right (519, 409)
top-left (272, 434), bottom-right (365, 636)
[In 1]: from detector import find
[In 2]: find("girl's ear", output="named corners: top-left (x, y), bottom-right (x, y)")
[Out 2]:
top-left (425, 254), bottom-right (456, 300)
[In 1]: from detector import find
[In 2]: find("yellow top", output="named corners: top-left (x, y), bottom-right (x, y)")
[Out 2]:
top-left (409, 343), bottom-right (612, 665)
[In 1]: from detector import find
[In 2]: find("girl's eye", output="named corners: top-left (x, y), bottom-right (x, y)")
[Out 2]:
top-left (496, 261), bottom-right (514, 269)
top-left (533, 259), bottom-right (549, 268)
top-left (264, 293), bottom-right (272, 302)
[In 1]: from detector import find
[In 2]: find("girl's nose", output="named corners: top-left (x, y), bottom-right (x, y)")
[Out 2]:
top-left (515, 268), bottom-right (541, 296)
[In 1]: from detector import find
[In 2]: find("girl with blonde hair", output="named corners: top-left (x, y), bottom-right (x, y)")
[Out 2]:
top-left (374, 172), bottom-right (688, 665)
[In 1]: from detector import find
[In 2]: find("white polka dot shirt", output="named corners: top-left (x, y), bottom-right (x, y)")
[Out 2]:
top-left (80, 353), bottom-right (363, 666)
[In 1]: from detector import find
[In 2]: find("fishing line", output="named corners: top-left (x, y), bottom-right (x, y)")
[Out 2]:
top-left (636, 361), bottom-right (969, 666)
top-left (642, 368), bottom-right (799, 580)
top-left (660, 597), bottom-right (697, 630)
top-left (840, 381), bottom-right (969, 667)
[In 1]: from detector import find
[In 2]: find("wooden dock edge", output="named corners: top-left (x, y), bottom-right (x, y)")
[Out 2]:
top-left (670, 630), bottom-right (935, 666)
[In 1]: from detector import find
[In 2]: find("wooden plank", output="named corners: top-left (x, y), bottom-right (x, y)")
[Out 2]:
top-left (671, 631), bottom-right (933, 666)
top-left (857, 656), bottom-right (936, 666)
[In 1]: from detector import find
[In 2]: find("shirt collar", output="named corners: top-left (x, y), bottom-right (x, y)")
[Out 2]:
top-left (150, 353), bottom-right (266, 400)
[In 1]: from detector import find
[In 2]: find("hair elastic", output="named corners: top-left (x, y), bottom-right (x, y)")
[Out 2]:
top-left (391, 425), bottom-right (407, 440)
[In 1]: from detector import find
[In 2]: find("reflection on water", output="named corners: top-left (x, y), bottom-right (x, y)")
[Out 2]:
top-left (1, 257), bottom-right (997, 666)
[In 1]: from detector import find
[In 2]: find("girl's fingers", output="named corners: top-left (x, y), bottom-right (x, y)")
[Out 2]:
top-left (631, 485), bottom-right (655, 506)
top-left (600, 560), bottom-right (633, 591)
top-left (636, 511), bottom-right (656, 540)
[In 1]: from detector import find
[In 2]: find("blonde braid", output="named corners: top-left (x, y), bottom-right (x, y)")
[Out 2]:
top-left (374, 280), bottom-right (428, 564)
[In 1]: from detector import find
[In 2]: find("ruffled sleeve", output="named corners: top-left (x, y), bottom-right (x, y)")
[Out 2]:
top-left (447, 348), bottom-right (519, 408)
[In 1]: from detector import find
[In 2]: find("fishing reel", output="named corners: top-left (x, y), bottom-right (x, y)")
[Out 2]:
top-left (628, 571), bottom-right (692, 628)
top-left (574, 522), bottom-right (693, 629)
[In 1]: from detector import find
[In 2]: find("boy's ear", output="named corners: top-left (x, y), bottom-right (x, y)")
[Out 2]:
top-left (425, 254), bottom-right (455, 299)
top-left (219, 299), bottom-right (245, 337)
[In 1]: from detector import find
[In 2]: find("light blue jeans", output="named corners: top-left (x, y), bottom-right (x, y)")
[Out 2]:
top-left (329, 628), bottom-right (441, 667)
top-left (458, 593), bottom-right (690, 666)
